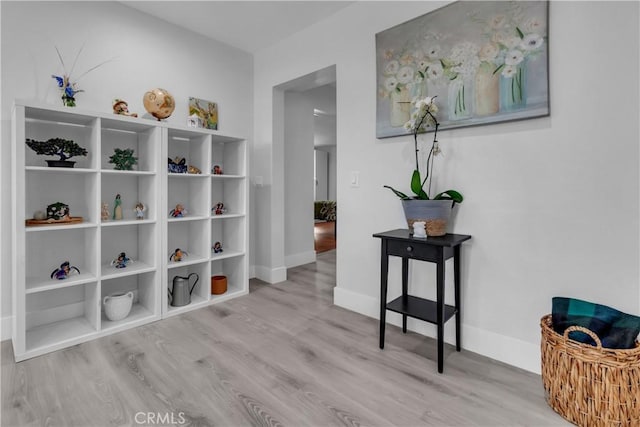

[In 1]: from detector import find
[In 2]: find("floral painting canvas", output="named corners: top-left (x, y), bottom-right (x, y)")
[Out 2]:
top-left (189, 97), bottom-right (218, 130)
top-left (376, 1), bottom-right (549, 138)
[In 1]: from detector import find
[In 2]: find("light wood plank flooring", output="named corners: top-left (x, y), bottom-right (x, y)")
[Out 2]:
top-left (2, 250), bottom-right (569, 426)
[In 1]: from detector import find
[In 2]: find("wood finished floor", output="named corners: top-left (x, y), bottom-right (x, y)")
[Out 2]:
top-left (1, 250), bottom-right (569, 427)
top-left (314, 221), bottom-right (336, 253)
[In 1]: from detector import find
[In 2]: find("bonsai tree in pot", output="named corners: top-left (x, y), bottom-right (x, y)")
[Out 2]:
top-left (25, 137), bottom-right (88, 168)
top-left (384, 96), bottom-right (463, 236)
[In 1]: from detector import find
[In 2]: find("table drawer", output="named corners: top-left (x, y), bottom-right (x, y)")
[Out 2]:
top-left (386, 239), bottom-right (439, 261)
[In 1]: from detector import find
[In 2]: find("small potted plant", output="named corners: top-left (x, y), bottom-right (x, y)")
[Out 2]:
top-left (109, 148), bottom-right (138, 170)
top-left (384, 96), bottom-right (463, 236)
top-left (25, 137), bottom-right (88, 168)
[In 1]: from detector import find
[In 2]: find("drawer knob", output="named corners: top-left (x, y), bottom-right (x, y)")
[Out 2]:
top-left (406, 246), bottom-right (413, 252)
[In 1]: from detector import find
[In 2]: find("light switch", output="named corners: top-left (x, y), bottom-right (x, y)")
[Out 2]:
top-left (350, 171), bottom-right (359, 187)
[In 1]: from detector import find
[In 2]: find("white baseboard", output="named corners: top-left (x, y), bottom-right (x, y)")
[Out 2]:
top-left (333, 286), bottom-right (541, 374)
top-left (1, 315), bottom-right (12, 342)
top-left (249, 265), bottom-right (256, 279)
top-left (285, 251), bottom-right (316, 269)
top-left (253, 265), bottom-right (287, 284)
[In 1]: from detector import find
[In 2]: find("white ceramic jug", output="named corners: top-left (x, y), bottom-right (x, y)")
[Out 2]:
top-left (104, 291), bottom-right (134, 321)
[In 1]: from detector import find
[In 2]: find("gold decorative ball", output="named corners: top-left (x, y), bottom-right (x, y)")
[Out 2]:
top-left (143, 88), bottom-right (175, 120)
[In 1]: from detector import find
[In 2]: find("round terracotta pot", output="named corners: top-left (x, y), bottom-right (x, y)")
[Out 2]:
top-left (211, 275), bottom-right (227, 295)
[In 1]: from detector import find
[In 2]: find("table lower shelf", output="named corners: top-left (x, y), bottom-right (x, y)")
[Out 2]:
top-left (386, 295), bottom-right (456, 324)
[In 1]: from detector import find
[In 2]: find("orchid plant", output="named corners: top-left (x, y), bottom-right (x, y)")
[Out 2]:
top-left (384, 96), bottom-right (464, 203)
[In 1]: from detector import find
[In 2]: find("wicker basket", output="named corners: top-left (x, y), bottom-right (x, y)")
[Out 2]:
top-left (540, 314), bottom-right (640, 426)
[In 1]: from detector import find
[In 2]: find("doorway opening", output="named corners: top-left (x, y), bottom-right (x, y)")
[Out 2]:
top-left (277, 66), bottom-right (337, 270)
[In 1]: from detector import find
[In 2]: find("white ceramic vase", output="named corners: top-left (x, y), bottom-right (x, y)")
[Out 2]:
top-left (103, 291), bottom-right (134, 321)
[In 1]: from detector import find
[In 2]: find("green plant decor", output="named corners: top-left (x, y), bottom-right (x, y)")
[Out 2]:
top-left (25, 137), bottom-right (88, 161)
top-left (384, 96), bottom-right (463, 203)
top-left (109, 148), bottom-right (138, 171)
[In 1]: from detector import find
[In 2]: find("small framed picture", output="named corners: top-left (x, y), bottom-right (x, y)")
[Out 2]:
top-left (189, 97), bottom-right (218, 130)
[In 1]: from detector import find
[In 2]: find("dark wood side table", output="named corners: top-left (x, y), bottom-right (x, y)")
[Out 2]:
top-left (373, 229), bottom-right (471, 373)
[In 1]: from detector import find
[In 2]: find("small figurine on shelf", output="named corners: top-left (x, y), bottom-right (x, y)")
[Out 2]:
top-left (212, 202), bottom-right (226, 216)
top-left (101, 202), bottom-right (109, 221)
top-left (212, 164), bottom-right (223, 175)
top-left (169, 248), bottom-right (189, 262)
top-left (134, 202), bottom-right (146, 220)
top-left (213, 241), bottom-right (223, 254)
top-left (169, 203), bottom-right (186, 218)
top-left (50, 261), bottom-right (80, 280)
top-left (187, 165), bottom-right (201, 174)
top-left (112, 99), bottom-right (138, 117)
top-left (113, 194), bottom-right (123, 220)
top-left (168, 157), bottom-right (188, 174)
top-left (111, 252), bottom-right (132, 269)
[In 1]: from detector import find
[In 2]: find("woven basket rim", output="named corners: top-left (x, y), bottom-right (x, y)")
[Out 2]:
top-left (540, 314), bottom-right (640, 354)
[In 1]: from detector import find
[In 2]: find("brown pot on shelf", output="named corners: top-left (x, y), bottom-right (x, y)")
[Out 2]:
top-left (211, 275), bottom-right (227, 295)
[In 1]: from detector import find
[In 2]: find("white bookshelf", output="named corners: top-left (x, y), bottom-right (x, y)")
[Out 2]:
top-left (11, 100), bottom-right (248, 361)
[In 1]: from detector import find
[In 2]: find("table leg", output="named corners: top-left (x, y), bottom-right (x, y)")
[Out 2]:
top-left (436, 249), bottom-right (445, 373)
top-left (402, 257), bottom-right (409, 333)
top-left (379, 240), bottom-right (389, 349)
top-left (454, 245), bottom-right (461, 352)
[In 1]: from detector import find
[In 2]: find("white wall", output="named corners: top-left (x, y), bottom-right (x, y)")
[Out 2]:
top-left (284, 91), bottom-right (315, 267)
top-left (315, 149), bottom-right (329, 201)
top-left (0, 1), bottom-right (253, 339)
top-left (253, 1), bottom-right (640, 373)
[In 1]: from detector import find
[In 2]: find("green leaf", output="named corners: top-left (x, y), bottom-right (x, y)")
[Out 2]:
top-left (418, 70), bottom-right (425, 79)
top-left (410, 170), bottom-right (422, 196)
top-left (493, 64), bottom-right (505, 75)
top-left (383, 185), bottom-right (410, 200)
top-left (516, 26), bottom-right (524, 39)
top-left (433, 190), bottom-right (464, 204)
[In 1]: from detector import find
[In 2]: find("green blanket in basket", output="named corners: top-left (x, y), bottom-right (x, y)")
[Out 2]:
top-left (552, 297), bottom-right (640, 349)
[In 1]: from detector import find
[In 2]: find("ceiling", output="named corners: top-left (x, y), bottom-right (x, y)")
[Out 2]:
top-left (121, 1), bottom-right (355, 53)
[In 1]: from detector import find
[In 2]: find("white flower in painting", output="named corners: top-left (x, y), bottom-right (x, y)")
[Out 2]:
top-left (491, 31), bottom-right (509, 47)
top-left (520, 33), bottom-right (544, 51)
top-left (425, 62), bottom-right (443, 80)
top-left (449, 42), bottom-right (479, 63)
top-left (501, 65), bottom-right (517, 78)
top-left (396, 66), bottom-right (414, 84)
top-left (523, 17), bottom-right (544, 34)
top-left (384, 49), bottom-right (395, 60)
top-left (417, 60), bottom-right (429, 71)
top-left (400, 53), bottom-right (414, 65)
top-left (504, 37), bottom-right (521, 49)
top-left (384, 76), bottom-right (398, 91)
top-left (384, 60), bottom-right (400, 76)
top-left (504, 49), bottom-right (524, 65)
top-left (490, 14), bottom-right (507, 29)
top-left (425, 45), bottom-right (441, 60)
top-left (478, 43), bottom-right (499, 62)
